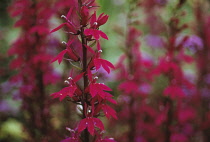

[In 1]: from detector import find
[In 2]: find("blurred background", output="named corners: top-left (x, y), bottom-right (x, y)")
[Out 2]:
top-left (0, 0), bottom-right (210, 142)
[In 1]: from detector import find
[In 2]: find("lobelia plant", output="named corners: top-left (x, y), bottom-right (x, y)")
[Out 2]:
top-left (50, 0), bottom-right (117, 142)
top-left (111, 0), bottom-right (200, 142)
top-left (8, 0), bottom-right (61, 141)
top-left (111, 1), bottom-right (157, 141)
top-left (151, 1), bottom-right (198, 142)
top-left (193, 1), bottom-right (210, 141)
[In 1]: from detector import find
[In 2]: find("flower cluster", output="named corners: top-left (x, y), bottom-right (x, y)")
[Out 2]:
top-left (110, 0), bottom-right (200, 142)
top-left (111, 1), bottom-right (156, 141)
top-left (194, 1), bottom-right (210, 141)
top-left (50, 0), bottom-right (117, 141)
top-left (8, 0), bottom-right (60, 141)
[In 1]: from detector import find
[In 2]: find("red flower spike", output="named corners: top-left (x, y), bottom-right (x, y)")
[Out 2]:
top-left (94, 58), bottom-right (115, 73)
top-left (50, 86), bottom-right (77, 101)
top-left (84, 29), bottom-right (108, 40)
top-left (51, 50), bottom-right (67, 64)
top-left (78, 117), bottom-right (104, 135)
top-left (48, 0), bottom-right (115, 140)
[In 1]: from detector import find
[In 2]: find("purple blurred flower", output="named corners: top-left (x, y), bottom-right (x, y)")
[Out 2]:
top-left (0, 81), bottom-right (20, 94)
top-left (139, 83), bottom-right (152, 94)
top-left (201, 88), bottom-right (210, 99)
top-left (176, 35), bottom-right (203, 53)
top-left (92, 67), bottom-right (113, 82)
top-left (135, 136), bottom-right (147, 142)
top-left (183, 124), bottom-right (194, 135)
top-left (0, 100), bottom-right (19, 114)
top-left (0, 101), bottom-right (12, 112)
top-left (204, 74), bottom-right (210, 84)
top-left (145, 34), bottom-right (164, 48)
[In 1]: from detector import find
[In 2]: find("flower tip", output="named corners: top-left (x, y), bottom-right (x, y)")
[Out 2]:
top-left (64, 80), bottom-right (70, 84)
top-left (68, 77), bottom-right (73, 80)
top-left (61, 15), bottom-right (66, 19)
top-left (94, 76), bottom-right (98, 80)
top-left (62, 41), bottom-right (67, 45)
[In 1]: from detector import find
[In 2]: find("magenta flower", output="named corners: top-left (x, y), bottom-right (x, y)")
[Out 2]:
top-left (78, 117), bottom-right (104, 135)
top-left (50, 0), bottom-right (116, 141)
top-left (84, 29), bottom-right (108, 40)
top-left (90, 12), bottom-right (109, 29)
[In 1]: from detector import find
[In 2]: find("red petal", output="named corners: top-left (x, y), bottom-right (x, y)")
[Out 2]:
top-left (90, 84), bottom-right (97, 97)
top-left (67, 7), bottom-right (73, 19)
top-left (73, 72), bottom-right (85, 82)
top-left (102, 105), bottom-right (117, 119)
top-left (102, 59), bottom-right (115, 69)
top-left (84, 29), bottom-right (92, 36)
top-left (94, 59), bottom-right (101, 70)
top-left (50, 91), bottom-right (67, 101)
top-left (93, 29), bottom-right (100, 40)
top-left (67, 39), bottom-right (74, 46)
top-left (93, 118), bottom-right (104, 130)
top-left (66, 47), bottom-right (79, 61)
top-left (87, 118), bottom-right (95, 135)
top-left (101, 59), bottom-right (114, 73)
top-left (90, 11), bottom-right (97, 27)
top-left (98, 14), bottom-right (109, 26)
top-left (106, 97), bottom-right (117, 104)
top-left (98, 83), bottom-right (112, 91)
top-left (78, 118), bottom-right (88, 133)
top-left (84, 44), bottom-right (95, 54)
top-left (98, 13), bottom-right (105, 20)
top-left (97, 41), bottom-right (101, 50)
top-left (87, 67), bottom-right (93, 81)
top-left (98, 30), bottom-right (108, 40)
top-left (102, 62), bottom-right (110, 73)
top-left (51, 50), bottom-right (67, 64)
top-left (50, 86), bottom-right (76, 101)
top-left (50, 23), bottom-right (66, 33)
